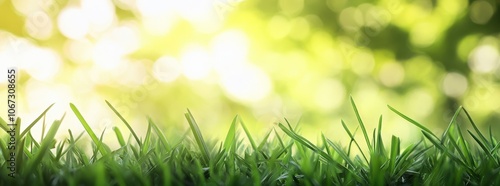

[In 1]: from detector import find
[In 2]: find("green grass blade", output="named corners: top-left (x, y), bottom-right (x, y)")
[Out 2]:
top-left (149, 118), bottom-right (170, 150)
top-left (467, 130), bottom-right (494, 160)
top-left (0, 116), bottom-right (8, 133)
top-left (26, 115), bottom-right (63, 174)
top-left (421, 131), bottom-right (474, 173)
top-left (388, 105), bottom-right (438, 139)
top-left (20, 103), bottom-right (54, 138)
top-left (376, 115), bottom-right (386, 156)
top-left (113, 127), bottom-right (126, 147)
top-left (240, 119), bottom-right (258, 152)
top-left (185, 109), bottom-right (210, 164)
top-left (223, 115), bottom-right (238, 152)
top-left (141, 119), bottom-right (153, 155)
top-left (90, 129), bottom-right (108, 163)
top-left (441, 106), bottom-right (462, 143)
top-left (15, 138), bottom-right (25, 172)
top-left (105, 100), bottom-right (142, 147)
top-left (0, 138), bottom-right (9, 162)
top-left (389, 135), bottom-right (400, 174)
top-left (350, 97), bottom-right (373, 153)
top-left (323, 134), bottom-right (355, 168)
top-left (491, 142), bottom-right (500, 155)
top-left (70, 103), bottom-right (109, 156)
top-left (257, 129), bottom-right (273, 151)
top-left (341, 120), bottom-right (368, 163)
top-left (462, 107), bottom-right (491, 148)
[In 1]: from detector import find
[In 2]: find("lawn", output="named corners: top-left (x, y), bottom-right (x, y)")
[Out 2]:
top-left (1, 98), bottom-right (499, 185)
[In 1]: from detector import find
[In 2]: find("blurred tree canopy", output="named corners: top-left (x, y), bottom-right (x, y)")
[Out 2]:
top-left (0, 0), bottom-right (499, 141)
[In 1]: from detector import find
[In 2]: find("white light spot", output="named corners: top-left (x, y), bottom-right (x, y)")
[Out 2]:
top-left (211, 30), bottom-right (249, 73)
top-left (153, 56), bottom-right (182, 82)
top-left (81, 0), bottom-right (116, 35)
top-left (442, 72), bottom-right (468, 98)
top-left (220, 63), bottom-right (272, 103)
top-left (339, 7), bottom-right (363, 31)
top-left (470, 1), bottom-right (495, 25)
top-left (104, 24), bottom-right (141, 54)
top-left (136, 0), bottom-right (171, 17)
top-left (468, 45), bottom-right (499, 73)
top-left (24, 48), bottom-right (62, 81)
top-left (351, 51), bottom-right (374, 75)
top-left (57, 7), bottom-right (89, 39)
top-left (25, 11), bottom-right (54, 40)
top-left (136, 0), bottom-right (176, 35)
top-left (180, 45), bottom-right (213, 80)
top-left (406, 88), bottom-right (434, 118)
top-left (175, 0), bottom-right (220, 32)
top-left (24, 80), bottom-right (75, 139)
top-left (64, 39), bottom-right (94, 63)
top-left (93, 39), bottom-right (124, 69)
top-left (314, 79), bottom-right (345, 111)
top-left (115, 61), bottom-right (148, 87)
top-left (379, 62), bottom-right (405, 87)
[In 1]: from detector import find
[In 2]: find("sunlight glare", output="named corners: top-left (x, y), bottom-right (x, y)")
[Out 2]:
top-left (153, 56), bottom-right (182, 83)
top-left (181, 45), bottom-right (213, 80)
top-left (57, 7), bottom-right (89, 39)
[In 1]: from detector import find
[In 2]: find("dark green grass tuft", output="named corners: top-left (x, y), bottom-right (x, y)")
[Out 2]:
top-left (0, 100), bottom-right (499, 185)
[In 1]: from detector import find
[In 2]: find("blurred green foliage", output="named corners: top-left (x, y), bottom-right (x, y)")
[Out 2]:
top-left (0, 0), bottom-right (499, 142)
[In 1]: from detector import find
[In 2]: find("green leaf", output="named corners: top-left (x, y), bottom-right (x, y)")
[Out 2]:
top-left (223, 115), bottom-right (238, 152)
top-left (388, 105), bottom-right (438, 139)
top-left (20, 103), bottom-right (55, 138)
top-left (185, 109), bottom-right (210, 164)
top-left (463, 107), bottom-right (491, 148)
top-left (113, 127), bottom-right (126, 147)
top-left (241, 118), bottom-right (258, 152)
top-left (70, 103), bottom-right (109, 156)
top-left (26, 114), bottom-right (63, 174)
top-left (350, 97), bottom-right (372, 153)
top-left (105, 100), bottom-right (142, 147)
top-left (149, 118), bottom-right (170, 150)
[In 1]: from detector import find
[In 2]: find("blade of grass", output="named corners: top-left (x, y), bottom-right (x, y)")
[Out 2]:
top-left (185, 109), bottom-right (210, 164)
top-left (421, 131), bottom-right (475, 174)
top-left (113, 127), bottom-right (126, 147)
top-left (389, 135), bottom-right (400, 175)
top-left (462, 107), bottom-right (491, 148)
top-left (341, 120), bottom-right (368, 163)
top-left (141, 120), bottom-right (153, 155)
top-left (388, 105), bottom-right (438, 139)
top-left (90, 129), bottom-right (108, 163)
top-left (70, 103), bottom-right (109, 156)
top-left (467, 130), bottom-right (495, 160)
top-left (0, 116), bottom-right (8, 133)
top-left (15, 138), bottom-right (25, 173)
top-left (41, 115), bottom-right (46, 142)
top-left (0, 138), bottom-right (9, 162)
top-left (350, 97), bottom-right (373, 153)
top-left (149, 117), bottom-right (170, 150)
top-left (26, 114), bottom-right (63, 174)
top-left (376, 115), bottom-right (386, 156)
top-left (19, 103), bottom-right (54, 138)
top-left (223, 115), bottom-right (238, 152)
top-left (441, 106), bottom-right (462, 143)
top-left (257, 129), bottom-right (273, 151)
top-left (323, 134), bottom-right (355, 168)
top-left (241, 119), bottom-right (258, 152)
top-left (105, 100), bottom-right (142, 146)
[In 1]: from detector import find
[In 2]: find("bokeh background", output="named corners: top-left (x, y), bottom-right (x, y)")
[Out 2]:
top-left (0, 0), bottom-right (499, 147)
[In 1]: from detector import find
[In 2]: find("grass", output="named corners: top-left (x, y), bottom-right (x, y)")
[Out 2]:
top-left (0, 97), bottom-right (499, 185)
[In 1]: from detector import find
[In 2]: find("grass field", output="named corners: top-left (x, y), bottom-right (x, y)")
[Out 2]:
top-left (1, 98), bottom-right (499, 185)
